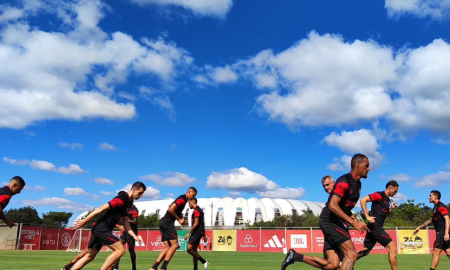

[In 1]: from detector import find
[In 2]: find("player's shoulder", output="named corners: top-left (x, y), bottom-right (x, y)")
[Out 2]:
top-left (196, 206), bottom-right (203, 213)
top-left (0, 186), bottom-right (12, 195)
top-left (336, 173), bottom-right (351, 183)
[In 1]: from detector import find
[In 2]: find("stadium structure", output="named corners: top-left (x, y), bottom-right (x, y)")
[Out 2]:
top-left (75, 197), bottom-right (326, 227)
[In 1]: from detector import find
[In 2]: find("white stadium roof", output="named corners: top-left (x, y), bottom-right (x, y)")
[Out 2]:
top-left (134, 197), bottom-right (326, 226)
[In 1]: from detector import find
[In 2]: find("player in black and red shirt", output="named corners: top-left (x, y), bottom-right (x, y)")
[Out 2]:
top-left (356, 180), bottom-right (399, 270)
top-left (150, 187), bottom-right (197, 270)
top-left (413, 190), bottom-right (450, 270)
top-left (0, 176), bottom-right (25, 228)
top-left (185, 197), bottom-right (209, 270)
top-left (282, 154), bottom-right (370, 270)
top-left (71, 182), bottom-right (146, 270)
top-left (113, 204), bottom-right (139, 270)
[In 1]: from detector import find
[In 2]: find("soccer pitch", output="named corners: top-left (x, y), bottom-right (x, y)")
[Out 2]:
top-left (1, 251), bottom-right (450, 270)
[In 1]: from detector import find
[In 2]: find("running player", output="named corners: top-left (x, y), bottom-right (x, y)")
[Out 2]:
top-left (282, 154), bottom-right (370, 270)
top-left (356, 180), bottom-right (399, 270)
top-left (113, 204), bottom-right (140, 270)
top-left (71, 182), bottom-right (146, 270)
top-left (149, 187), bottom-right (197, 270)
top-left (0, 176), bottom-right (25, 227)
top-left (413, 190), bottom-right (450, 270)
top-left (185, 198), bottom-right (209, 270)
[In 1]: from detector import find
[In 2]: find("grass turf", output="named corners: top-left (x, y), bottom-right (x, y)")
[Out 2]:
top-left (1, 250), bottom-right (450, 270)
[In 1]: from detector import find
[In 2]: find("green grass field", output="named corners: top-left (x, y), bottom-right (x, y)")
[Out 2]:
top-left (1, 250), bottom-right (449, 270)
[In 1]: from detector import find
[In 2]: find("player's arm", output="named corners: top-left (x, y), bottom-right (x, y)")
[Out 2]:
top-left (168, 203), bottom-right (184, 225)
top-left (128, 209), bottom-right (138, 224)
top-left (444, 215), bottom-right (450, 241)
top-left (389, 202), bottom-right (398, 213)
top-left (73, 203), bottom-right (110, 229)
top-left (360, 195), bottom-right (375, 223)
top-left (413, 218), bottom-right (432, 235)
top-left (329, 195), bottom-right (368, 233)
top-left (122, 216), bottom-right (143, 244)
top-left (185, 217), bottom-right (199, 240)
top-left (0, 205), bottom-right (15, 228)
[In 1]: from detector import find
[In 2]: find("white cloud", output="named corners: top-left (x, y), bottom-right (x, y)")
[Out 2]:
top-left (385, 0), bottom-right (450, 20)
top-left (3, 156), bottom-right (85, 174)
top-left (206, 167), bottom-right (278, 192)
top-left (141, 171), bottom-right (195, 186)
top-left (194, 65), bottom-right (238, 85)
top-left (59, 142), bottom-right (83, 150)
top-left (379, 173), bottom-right (412, 182)
top-left (324, 129), bottom-right (383, 169)
top-left (257, 187), bottom-right (305, 199)
top-left (393, 192), bottom-right (410, 202)
top-left (0, 0), bottom-right (193, 130)
top-left (24, 185), bottom-right (47, 191)
top-left (433, 138), bottom-right (450, 145)
top-left (23, 197), bottom-right (93, 212)
top-left (65, 187), bottom-right (101, 200)
top-left (99, 142), bottom-right (118, 151)
top-left (227, 191), bottom-right (242, 198)
top-left (139, 86), bottom-right (176, 121)
top-left (326, 157), bottom-right (347, 171)
top-left (118, 184), bottom-right (161, 199)
top-left (95, 177), bottom-right (114, 185)
top-left (129, 0), bottom-right (234, 18)
top-left (415, 171), bottom-right (450, 187)
top-left (100, 191), bottom-right (114, 196)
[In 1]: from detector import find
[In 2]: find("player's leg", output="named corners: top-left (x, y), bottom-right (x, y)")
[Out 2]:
top-left (113, 238), bottom-right (127, 270)
top-left (187, 241), bottom-right (209, 270)
top-left (385, 241), bottom-right (398, 270)
top-left (62, 248), bottom-right (89, 270)
top-left (150, 240), bottom-right (171, 270)
top-left (281, 248), bottom-right (340, 270)
top-left (431, 248), bottom-right (442, 269)
top-left (100, 241), bottom-right (126, 270)
top-left (338, 240), bottom-right (357, 270)
top-left (71, 248), bottom-right (100, 270)
top-left (357, 234), bottom-right (375, 260)
top-left (128, 238), bottom-right (137, 270)
top-left (160, 239), bottom-right (179, 269)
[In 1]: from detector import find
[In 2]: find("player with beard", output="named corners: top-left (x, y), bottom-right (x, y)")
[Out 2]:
top-left (413, 190), bottom-right (450, 270)
top-left (0, 176), bottom-right (25, 228)
top-left (71, 182), bottom-right (146, 270)
top-left (356, 180), bottom-right (399, 270)
top-left (185, 198), bottom-right (209, 270)
top-left (282, 154), bottom-right (370, 270)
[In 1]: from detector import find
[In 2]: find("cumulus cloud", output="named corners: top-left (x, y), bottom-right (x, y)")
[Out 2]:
top-left (95, 177), bottom-right (114, 185)
top-left (23, 197), bottom-right (93, 212)
top-left (118, 184), bottom-right (161, 199)
top-left (128, 0), bottom-right (234, 18)
top-left (379, 173), bottom-right (412, 182)
top-left (206, 167), bottom-right (278, 191)
top-left (194, 65), bottom-right (238, 85)
top-left (65, 187), bottom-right (101, 200)
top-left (139, 86), bottom-right (177, 121)
top-left (324, 129), bottom-right (383, 170)
top-left (433, 138), bottom-right (450, 145)
top-left (415, 171), bottom-right (450, 187)
top-left (141, 171), bottom-right (195, 186)
top-left (393, 192), bottom-right (410, 202)
top-left (227, 191), bottom-right (242, 198)
top-left (24, 185), bottom-right (47, 191)
top-left (99, 142), bottom-right (118, 151)
top-left (59, 142), bottom-right (83, 150)
top-left (0, 0), bottom-right (192, 130)
top-left (385, 0), bottom-right (450, 20)
top-left (257, 187), bottom-right (305, 199)
top-left (3, 156), bottom-right (85, 174)
top-left (100, 191), bottom-right (114, 196)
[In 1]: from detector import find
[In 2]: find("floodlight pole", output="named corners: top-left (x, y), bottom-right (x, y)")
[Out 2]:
top-left (210, 203), bottom-right (213, 227)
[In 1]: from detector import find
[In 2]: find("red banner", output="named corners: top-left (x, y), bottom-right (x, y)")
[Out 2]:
top-left (40, 228), bottom-right (59, 250)
top-left (237, 230), bottom-right (260, 252)
top-left (312, 230), bottom-right (324, 253)
top-left (148, 230), bottom-right (165, 251)
top-left (428, 229), bottom-right (436, 254)
top-left (20, 226), bottom-right (41, 250)
top-left (287, 230), bottom-right (312, 253)
top-left (133, 230), bottom-right (148, 251)
top-left (58, 229), bottom-right (76, 250)
top-left (349, 230), bottom-right (366, 251)
top-left (261, 230), bottom-right (286, 253)
top-left (197, 230), bottom-right (212, 251)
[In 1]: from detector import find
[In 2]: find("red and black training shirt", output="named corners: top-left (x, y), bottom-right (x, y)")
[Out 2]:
top-left (432, 201), bottom-right (449, 234)
top-left (191, 206), bottom-right (205, 235)
top-left (128, 204), bottom-right (139, 234)
top-left (0, 186), bottom-right (12, 210)
top-left (162, 195), bottom-right (187, 223)
top-left (368, 191), bottom-right (390, 226)
top-left (94, 192), bottom-right (132, 231)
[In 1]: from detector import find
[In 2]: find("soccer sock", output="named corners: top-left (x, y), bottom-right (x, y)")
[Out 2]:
top-left (65, 262), bottom-right (75, 270)
top-left (160, 260), bottom-right (170, 269)
top-left (293, 252), bottom-right (304, 262)
top-left (198, 257), bottom-right (206, 264)
top-left (151, 261), bottom-right (161, 269)
top-left (430, 268), bottom-right (435, 270)
top-left (193, 263), bottom-right (198, 270)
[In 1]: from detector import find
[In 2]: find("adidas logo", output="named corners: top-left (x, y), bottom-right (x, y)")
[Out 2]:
top-left (263, 235), bottom-right (285, 248)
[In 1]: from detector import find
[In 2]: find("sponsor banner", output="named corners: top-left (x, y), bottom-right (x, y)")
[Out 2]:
top-left (132, 230), bottom-right (148, 251)
top-left (40, 228), bottom-right (59, 250)
top-left (148, 230), bottom-right (165, 251)
top-left (287, 230), bottom-right (311, 253)
top-left (20, 226), bottom-right (41, 250)
top-left (398, 229), bottom-right (429, 254)
top-left (349, 230), bottom-right (365, 251)
top-left (213, 230), bottom-right (236, 251)
top-left (177, 230), bottom-right (189, 251)
top-left (312, 230), bottom-right (324, 253)
top-left (261, 230), bottom-right (286, 253)
top-left (237, 230), bottom-right (260, 252)
top-left (58, 229), bottom-right (75, 250)
top-left (428, 229), bottom-right (436, 254)
top-left (199, 230), bottom-right (213, 251)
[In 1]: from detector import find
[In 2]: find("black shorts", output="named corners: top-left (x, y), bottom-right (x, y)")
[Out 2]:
top-left (433, 232), bottom-right (450, 250)
top-left (188, 231), bottom-right (204, 246)
top-left (88, 226), bottom-right (119, 249)
top-left (120, 231), bottom-right (137, 247)
top-left (160, 218), bottom-right (177, 242)
top-left (363, 225), bottom-right (392, 250)
top-left (320, 217), bottom-right (351, 249)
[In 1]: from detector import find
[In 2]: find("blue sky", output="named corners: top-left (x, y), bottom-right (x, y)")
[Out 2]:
top-left (1, 0), bottom-right (450, 219)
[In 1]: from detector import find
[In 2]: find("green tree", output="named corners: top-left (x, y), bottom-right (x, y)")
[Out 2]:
top-left (248, 209), bottom-right (320, 227)
top-left (4, 206), bottom-right (42, 224)
top-left (137, 213), bottom-right (160, 228)
top-left (42, 211), bottom-right (73, 228)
